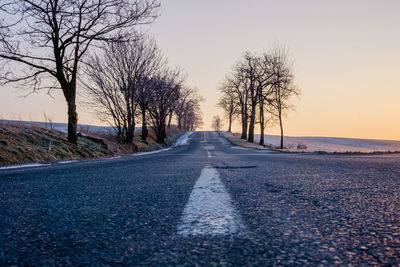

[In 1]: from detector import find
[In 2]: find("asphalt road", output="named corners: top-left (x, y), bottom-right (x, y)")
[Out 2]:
top-left (1, 131), bottom-right (399, 265)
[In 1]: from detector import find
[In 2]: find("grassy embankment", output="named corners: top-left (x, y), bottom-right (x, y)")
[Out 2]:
top-left (0, 122), bottom-right (183, 167)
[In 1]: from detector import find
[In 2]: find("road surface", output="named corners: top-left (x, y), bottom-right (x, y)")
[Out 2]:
top-left (1, 131), bottom-right (399, 265)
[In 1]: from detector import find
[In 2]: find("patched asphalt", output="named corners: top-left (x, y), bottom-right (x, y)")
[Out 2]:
top-left (1, 131), bottom-right (399, 265)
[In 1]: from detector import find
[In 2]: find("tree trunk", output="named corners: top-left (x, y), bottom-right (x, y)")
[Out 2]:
top-left (161, 121), bottom-right (167, 140)
top-left (279, 109), bottom-right (284, 149)
top-left (177, 115), bottom-right (182, 129)
top-left (167, 112), bottom-right (173, 128)
top-left (156, 119), bottom-right (167, 143)
top-left (64, 84), bottom-right (78, 145)
top-left (141, 107), bottom-right (148, 141)
top-left (126, 123), bottom-right (134, 143)
top-left (67, 99), bottom-right (78, 145)
top-left (259, 99), bottom-right (264, 146)
top-left (183, 116), bottom-right (187, 131)
top-left (248, 104), bottom-right (256, 143)
top-left (125, 100), bottom-right (134, 143)
top-left (228, 114), bottom-right (232, 132)
top-left (241, 113), bottom-right (247, 140)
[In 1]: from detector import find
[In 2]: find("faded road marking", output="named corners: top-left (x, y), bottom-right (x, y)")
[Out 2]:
top-left (177, 167), bottom-right (246, 236)
top-left (203, 132), bottom-right (212, 158)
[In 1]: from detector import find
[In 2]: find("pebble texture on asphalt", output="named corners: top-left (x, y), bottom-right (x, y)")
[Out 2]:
top-left (0, 132), bottom-right (399, 265)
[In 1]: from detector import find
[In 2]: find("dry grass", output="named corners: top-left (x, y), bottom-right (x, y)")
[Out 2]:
top-left (0, 124), bottom-right (113, 167)
top-left (0, 123), bottom-right (185, 167)
top-left (85, 125), bottom-right (185, 154)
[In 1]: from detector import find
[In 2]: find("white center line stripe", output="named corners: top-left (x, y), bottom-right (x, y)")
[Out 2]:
top-left (203, 132), bottom-right (212, 158)
top-left (177, 167), bottom-right (247, 236)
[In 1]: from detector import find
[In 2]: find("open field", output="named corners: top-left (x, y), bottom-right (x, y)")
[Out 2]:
top-left (245, 133), bottom-right (400, 153)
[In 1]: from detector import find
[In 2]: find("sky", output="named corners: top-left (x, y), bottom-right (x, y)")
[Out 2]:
top-left (1, 0), bottom-right (400, 140)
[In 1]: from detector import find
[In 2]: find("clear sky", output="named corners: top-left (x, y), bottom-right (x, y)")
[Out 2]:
top-left (1, 0), bottom-right (400, 140)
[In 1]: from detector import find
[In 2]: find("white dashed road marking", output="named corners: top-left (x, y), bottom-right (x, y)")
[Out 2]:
top-left (177, 167), bottom-right (246, 236)
top-left (203, 132), bottom-right (212, 158)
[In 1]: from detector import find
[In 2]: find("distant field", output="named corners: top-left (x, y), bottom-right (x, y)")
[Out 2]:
top-left (253, 134), bottom-right (400, 153)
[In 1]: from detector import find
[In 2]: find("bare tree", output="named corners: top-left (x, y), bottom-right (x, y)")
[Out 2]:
top-left (147, 68), bottom-right (183, 143)
top-left (255, 52), bottom-right (277, 145)
top-left (219, 46), bottom-right (300, 147)
top-left (211, 115), bottom-right (223, 132)
top-left (134, 37), bottom-right (165, 141)
top-left (222, 52), bottom-right (274, 140)
top-left (136, 76), bottom-right (153, 140)
top-left (184, 106), bottom-right (203, 131)
top-left (223, 73), bottom-right (250, 139)
top-left (235, 52), bottom-right (277, 143)
top-left (257, 94), bottom-right (275, 146)
top-left (175, 87), bottom-right (203, 131)
top-left (0, 0), bottom-right (159, 144)
top-left (267, 47), bottom-right (300, 149)
top-left (217, 84), bottom-right (239, 132)
top-left (182, 96), bottom-right (203, 131)
top-left (83, 36), bottom-right (162, 143)
top-left (175, 87), bottom-right (194, 130)
top-left (237, 53), bottom-right (259, 143)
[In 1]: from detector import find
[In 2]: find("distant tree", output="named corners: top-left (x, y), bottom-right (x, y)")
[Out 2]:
top-left (0, 0), bottom-right (159, 144)
top-left (237, 53), bottom-right (259, 143)
top-left (175, 87), bottom-right (203, 131)
top-left (255, 52), bottom-right (276, 145)
top-left (217, 84), bottom-right (239, 132)
top-left (134, 37), bottom-right (165, 141)
top-left (83, 35), bottom-right (163, 143)
top-left (211, 116), bottom-right (223, 132)
top-left (175, 87), bottom-right (194, 130)
top-left (223, 73), bottom-right (250, 139)
top-left (220, 45), bottom-right (300, 148)
top-left (147, 68), bottom-right (183, 143)
top-left (267, 47), bottom-right (300, 149)
top-left (234, 52), bottom-right (276, 143)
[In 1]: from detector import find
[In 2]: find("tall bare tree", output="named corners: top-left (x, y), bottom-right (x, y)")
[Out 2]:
top-left (147, 68), bottom-right (183, 143)
top-left (267, 47), bottom-right (300, 149)
top-left (255, 52), bottom-right (277, 145)
top-left (0, 0), bottom-right (159, 144)
top-left (175, 87), bottom-right (203, 131)
top-left (237, 53), bottom-right (258, 143)
top-left (211, 115), bottom-right (223, 132)
top-left (217, 84), bottom-right (239, 132)
top-left (134, 37), bottom-right (165, 141)
top-left (235, 52), bottom-right (277, 143)
top-left (223, 73), bottom-right (250, 139)
top-left (83, 36), bottom-right (162, 143)
top-left (219, 46), bottom-right (300, 148)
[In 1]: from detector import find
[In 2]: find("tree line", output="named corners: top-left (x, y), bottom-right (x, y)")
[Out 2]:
top-left (0, 0), bottom-right (202, 145)
top-left (217, 47), bottom-right (300, 149)
top-left (83, 35), bottom-right (203, 143)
